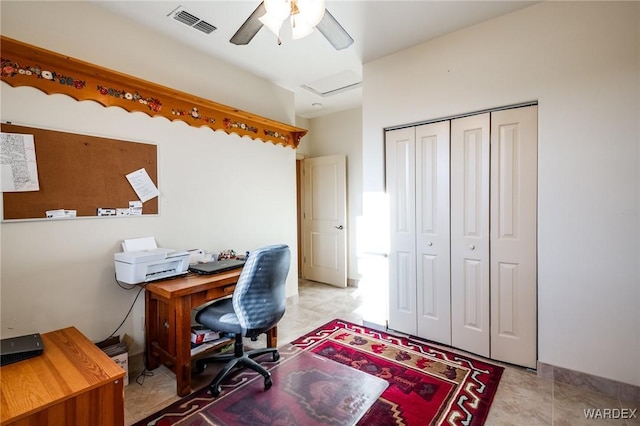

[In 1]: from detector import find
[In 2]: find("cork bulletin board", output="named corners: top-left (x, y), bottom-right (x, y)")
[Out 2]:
top-left (1, 123), bottom-right (158, 220)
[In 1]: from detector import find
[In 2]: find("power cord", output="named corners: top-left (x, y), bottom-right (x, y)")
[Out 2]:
top-left (107, 274), bottom-right (145, 339)
top-left (110, 274), bottom-right (155, 386)
top-left (135, 363), bottom-right (154, 385)
top-left (115, 275), bottom-right (139, 291)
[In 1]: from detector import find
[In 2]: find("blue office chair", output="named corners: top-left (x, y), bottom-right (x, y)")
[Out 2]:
top-left (194, 244), bottom-right (290, 397)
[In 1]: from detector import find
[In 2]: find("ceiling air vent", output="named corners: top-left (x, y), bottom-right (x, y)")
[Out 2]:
top-left (193, 20), bottom-right (216, 34)
top-left (168, 6), bottom-right (217, 35)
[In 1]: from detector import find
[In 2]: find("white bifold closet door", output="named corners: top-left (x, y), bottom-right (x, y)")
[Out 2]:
top-left (450, 113), bottom-right (491, 357)
top-left (387, 105), bottom-right (537, 368)
top-left (450, 107), bottom-right (538, 367)
top-left (489, 106), bottom-right (538, 368)
top-left (387, 127), bottom-right (417, 335)
top-left (387, 122), bottom-right (451, 344)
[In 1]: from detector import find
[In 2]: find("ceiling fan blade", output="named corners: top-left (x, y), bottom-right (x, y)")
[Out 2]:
top-left (316, 9), bottom-right (354, 50)
top-left (230, 2), bottom-right (266, 45)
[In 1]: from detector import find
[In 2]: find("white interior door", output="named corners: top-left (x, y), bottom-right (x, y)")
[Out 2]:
top-left (302, 155), bottom-right (347, 287)
top-left (386, 128), bottom-right (418, 334)
top-left (451, 113), bottom-right (491, 357)
top-left (415, 122), bottom-right (451, 344)
top-left (490, 105), bottom-right (538, 368)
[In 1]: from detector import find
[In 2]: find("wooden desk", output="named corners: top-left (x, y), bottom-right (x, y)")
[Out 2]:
top-left (144, 269), bottom-right (278, 396)
top-left (0, 327), bottom-right (125, 426)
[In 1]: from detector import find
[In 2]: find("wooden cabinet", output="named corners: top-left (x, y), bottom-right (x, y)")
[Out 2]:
top-left (0, 327), bottom-right (125, 426)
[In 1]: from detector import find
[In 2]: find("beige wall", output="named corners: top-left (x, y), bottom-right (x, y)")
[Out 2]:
top-left (363, 1), bottom-right (640, 386)
top-left (0, 1), bottom-right (299, 356)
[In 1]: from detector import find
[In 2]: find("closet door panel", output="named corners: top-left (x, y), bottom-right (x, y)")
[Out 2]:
top-left (490, 106), bottom-right (538, 368)
top-left (386, 128), bottom-right (418, 335)
top-left (451, 113), bottom-right (490, 357)
top-left (415, 122), bottom-right (451, 344)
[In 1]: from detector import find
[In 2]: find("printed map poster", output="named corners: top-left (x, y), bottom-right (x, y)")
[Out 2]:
top-left (1, 132), bottom-right (40, 192)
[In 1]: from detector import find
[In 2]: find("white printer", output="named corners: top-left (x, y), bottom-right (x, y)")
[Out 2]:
top-left (114, 237), bottom-right (190, 284)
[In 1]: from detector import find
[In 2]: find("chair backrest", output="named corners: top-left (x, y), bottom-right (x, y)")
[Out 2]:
top-left (232, 244), bottom-right (291, 337)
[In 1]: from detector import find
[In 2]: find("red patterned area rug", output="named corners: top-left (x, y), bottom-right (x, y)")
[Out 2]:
top-left (133, 319), bottom-right (503, 426)
top-left (292, 319), bottom-right (504, 425)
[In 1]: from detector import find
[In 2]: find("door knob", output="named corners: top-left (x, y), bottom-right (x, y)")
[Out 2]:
top-left (427, 241), bottom-right (433, 246)
top-left (469, 244), bottom-right (475, 250)
top-left (334, 225), bottom-right (344, 230)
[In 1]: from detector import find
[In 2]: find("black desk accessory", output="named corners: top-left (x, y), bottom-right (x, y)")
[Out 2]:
top-left (1, 333), bottom-right (44, 366)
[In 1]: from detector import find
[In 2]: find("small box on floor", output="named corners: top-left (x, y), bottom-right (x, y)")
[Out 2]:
top-left (96, 334), bottom-right (131, 386)
top-left (191, 328), bottom-right (220, 344)
top-left (109, 348), bottom-right (129, 386)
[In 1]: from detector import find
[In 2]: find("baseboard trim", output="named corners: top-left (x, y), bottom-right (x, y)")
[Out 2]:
top-left (537, 361), bottom-right (639, 403)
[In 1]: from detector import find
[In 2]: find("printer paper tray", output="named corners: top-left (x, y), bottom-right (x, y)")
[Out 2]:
top-left (145, 270), bottom-right (188, 282)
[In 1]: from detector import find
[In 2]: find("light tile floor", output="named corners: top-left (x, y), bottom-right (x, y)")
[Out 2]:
top-left (124, 279), bottom-right (639, 425)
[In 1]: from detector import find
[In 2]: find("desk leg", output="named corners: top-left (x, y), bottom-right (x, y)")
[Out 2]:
top-left (145, 290), bottom-right (160, 371)
top-left (267, 326), bottom-right (278, 348)
top-left (175, 297), bottom-right (192, 397)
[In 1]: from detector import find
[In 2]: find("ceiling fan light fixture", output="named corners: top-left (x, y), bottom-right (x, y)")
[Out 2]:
top-left (259, 0), bottom-right (290, 40)
top-left (291, 19), bottom-right (315, 40)
top-left (233, 0), bottom-right (349, 48)
top-left (259, 12), bottom-right (285, 39)
top-left (291, 0), bottom-right (324, 39)
top-left (295, 0), bottom-right (325, 27)
top-left (262, 0), bottom-right (291, 21)
top-left (261, 0), bottom-right (326, 42)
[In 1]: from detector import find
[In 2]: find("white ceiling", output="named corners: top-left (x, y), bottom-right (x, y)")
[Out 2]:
top-left (93, 1), bottom-right (537, 119)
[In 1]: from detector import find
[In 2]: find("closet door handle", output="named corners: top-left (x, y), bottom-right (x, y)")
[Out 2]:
top-left (334, 225), bottom-right (344, 230)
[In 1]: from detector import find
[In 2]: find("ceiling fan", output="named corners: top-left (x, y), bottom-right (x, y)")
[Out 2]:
top-left (230, 0), bottom-right (354, 50)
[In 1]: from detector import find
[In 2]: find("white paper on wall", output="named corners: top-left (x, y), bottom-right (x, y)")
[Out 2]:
top-left (1, 132), bottom-right (40, 192)
top-left (125, 167), bottom-right (159, 203)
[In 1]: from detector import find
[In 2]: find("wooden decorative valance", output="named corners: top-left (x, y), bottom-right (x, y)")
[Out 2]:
top-left (0, 36), bottom-right (307, 148)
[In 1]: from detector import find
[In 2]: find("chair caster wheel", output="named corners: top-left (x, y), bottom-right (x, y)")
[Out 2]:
top-left (211, 385), bottom-right (222, 397)
top-left (272, 351), bottom-right (280, 362)
top-left (195, 360), bottom-right (206, 373)
top-left (264, 376), bottom-right (272, 390)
